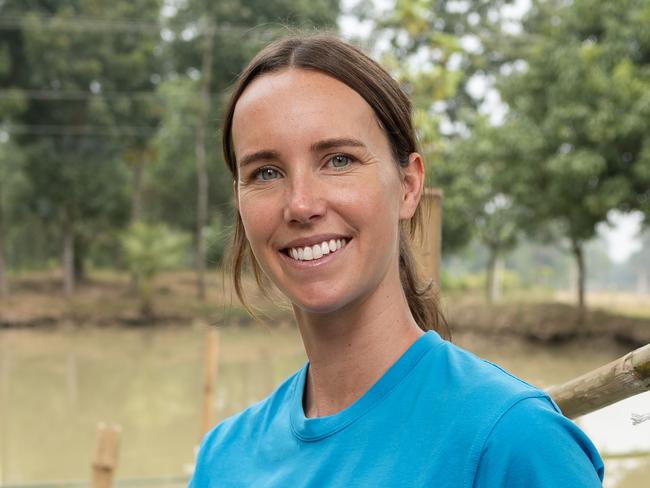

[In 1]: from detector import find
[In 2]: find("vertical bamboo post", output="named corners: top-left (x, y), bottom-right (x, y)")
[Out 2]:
top-left (419, 188), bottom-right (443, 288)
top-left (0, 352), bottom-right (11, 484)
top-left (67, 352), bottom-right (78, 407)
top-left (91, 423), bottom-right (121, 488)
top-left (201, 327), bottom-right (220, 437)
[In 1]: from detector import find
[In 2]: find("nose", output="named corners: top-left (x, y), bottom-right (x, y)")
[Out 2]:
top-left (283, 170), bottom-right (326, 225)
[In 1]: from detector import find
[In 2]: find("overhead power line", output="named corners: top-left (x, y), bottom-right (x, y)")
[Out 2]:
top-left (0, 89), bottom-right (221, 102)
top-left (0, 14), bottom-right (163, 33)
top-left (0, 89), bottom-right (164, 101)
top-left (0, 14), bottom-right (286, 36)
top-left (5, 124), bottom-right (159, 137)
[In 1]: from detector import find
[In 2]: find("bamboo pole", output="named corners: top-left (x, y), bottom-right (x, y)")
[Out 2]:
top-left (0, 351), bottom-right (11, 484)
top-left (547, 342), bottom-right (650, 419)
top-left (91, 423), bottom-right (121, 488)
top-left (67, 352), bottom-right (78, 407)
top-left (418, 188), bottom-right (443, 288)
top-left (201, 327), bottom-right (220, 437)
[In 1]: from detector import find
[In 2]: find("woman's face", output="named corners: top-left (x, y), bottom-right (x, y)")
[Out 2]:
top-left (232, 68), bottom-right (421, 314)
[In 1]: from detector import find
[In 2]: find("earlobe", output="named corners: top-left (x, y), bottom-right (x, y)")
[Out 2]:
top-left (399, 152), bottom-right (425, 220)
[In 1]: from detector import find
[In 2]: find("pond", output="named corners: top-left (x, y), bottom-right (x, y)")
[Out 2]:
top-left (0, 324), bottom-right (648, 487)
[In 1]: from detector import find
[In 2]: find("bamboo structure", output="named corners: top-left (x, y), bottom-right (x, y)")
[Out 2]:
top-left (547, 342), bottom-right (650, 419)
top-left (417, 187), bottom-right (443, 288)
top-left (91, 423), bottom-right (121, 488)
top-left (201, 327), bottom-right (220, 437)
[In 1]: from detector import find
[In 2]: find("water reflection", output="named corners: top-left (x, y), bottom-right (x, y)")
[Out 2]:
top-left (0, 325), bottom-right (647, 486)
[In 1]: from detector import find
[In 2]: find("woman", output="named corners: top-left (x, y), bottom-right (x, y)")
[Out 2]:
top-left (190, 34), bottom-right (604, 487)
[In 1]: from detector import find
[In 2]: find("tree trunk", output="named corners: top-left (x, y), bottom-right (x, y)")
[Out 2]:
top-left (0, 198), bottom-right (7, 299)
top-left (485, 246), bottom-right (502, 304)
top-left (74, 237), bottom-right (86, 283)
top-left (131, 162), bottom-right (143, 223)
top-left (63, 212), bottom-right (75, 297)
top-left (130, 163), bottom-right (144, 294)
top-left (194, 21), bottom-right (215, 301)
top-left (571, 239), bottom-right (586, 323)
top-left (637, 268), bottom-right (648, 296)
top-left (138, 275), bottom-right (154, 319)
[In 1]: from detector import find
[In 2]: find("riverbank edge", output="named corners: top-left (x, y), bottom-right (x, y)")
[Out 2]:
top-left (0, 272), bottom-right (648, 346)
top-left (2, 300), bottom-right (649, 349)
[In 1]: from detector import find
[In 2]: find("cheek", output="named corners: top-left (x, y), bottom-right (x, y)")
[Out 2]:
top-left (366, 165), bottom-right (403, 220)
top-left (238, 192), bottom-right (277, 249)
top-left (334, 168), bottom-right (402, 232)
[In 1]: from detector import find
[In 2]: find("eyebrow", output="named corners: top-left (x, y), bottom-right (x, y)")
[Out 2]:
top-left (237, 138), bottom-right (367, 168)
top-left (310, 137), bottom-right (367, 152)
top-left (238, 149), bottom-right (281, 169)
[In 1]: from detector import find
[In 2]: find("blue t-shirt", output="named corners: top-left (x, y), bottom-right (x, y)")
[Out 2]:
top-left (190, 331), bottom-right (604, 487)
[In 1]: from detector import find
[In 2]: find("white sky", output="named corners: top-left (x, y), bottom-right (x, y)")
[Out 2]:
top-left (598, 211), bottom-right (644, 263)
top-left (338, 1), bottom-right (644, 263)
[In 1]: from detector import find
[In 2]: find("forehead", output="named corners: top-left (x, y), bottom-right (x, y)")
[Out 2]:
top-left (231, 69), bottom-right (386, 158)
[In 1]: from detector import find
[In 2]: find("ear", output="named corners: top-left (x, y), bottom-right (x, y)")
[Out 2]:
top-left (399, 152), bottom-right (425, 220)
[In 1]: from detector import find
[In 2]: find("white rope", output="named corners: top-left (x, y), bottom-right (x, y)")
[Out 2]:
top-left (630, 413), bottom-right (650, 425)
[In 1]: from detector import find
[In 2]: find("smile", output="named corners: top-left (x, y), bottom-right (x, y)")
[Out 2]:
top-left (285, 238), bottom-right (349, 262)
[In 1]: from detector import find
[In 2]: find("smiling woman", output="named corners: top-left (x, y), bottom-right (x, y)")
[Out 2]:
top-left (189, 34), bottom-right (605, 487)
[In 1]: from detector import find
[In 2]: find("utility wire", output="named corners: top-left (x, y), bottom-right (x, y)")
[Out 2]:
top-left (0, 15), bottom-right (286, 36)
top-left (5, 124), bottom-right (159, 137)
top-left (0, 89), bottom-right (222, 101)
top-left (0, 14), bottom-right (171, 33)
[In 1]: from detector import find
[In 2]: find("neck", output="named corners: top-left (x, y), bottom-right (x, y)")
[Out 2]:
top-left (294, 268), bottom-right (423, 418)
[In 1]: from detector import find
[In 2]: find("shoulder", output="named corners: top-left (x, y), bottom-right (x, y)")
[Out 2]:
top-left (415, 333), bottom-right (557, 429)
top-left (431, 337), bottom-right (546, 403)
top-left (472, 393), bottom-right (605, 487)
top-left (418, 336), bottom-right (603, 485)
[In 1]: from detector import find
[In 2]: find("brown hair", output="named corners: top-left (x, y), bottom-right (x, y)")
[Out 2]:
top-left (221, 34), bottom-right (449, 340)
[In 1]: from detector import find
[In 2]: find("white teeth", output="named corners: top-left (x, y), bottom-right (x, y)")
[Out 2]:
top-left (287, 238), bottom-right (349, 262)
top-left (312, 244), bottom-right (323, 259)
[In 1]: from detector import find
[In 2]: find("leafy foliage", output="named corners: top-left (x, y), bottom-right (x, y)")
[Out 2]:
top-left (121, 222), bottom-right (190, 316)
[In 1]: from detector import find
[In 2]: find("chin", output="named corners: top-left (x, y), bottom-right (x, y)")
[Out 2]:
top-left (288, 290), bottom-right (352, 315)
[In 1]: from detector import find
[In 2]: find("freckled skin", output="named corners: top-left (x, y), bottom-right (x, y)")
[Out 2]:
top-left (232, 68), bottom-right (417, 315)
top-left (232, 68), bottom-right (427, 417)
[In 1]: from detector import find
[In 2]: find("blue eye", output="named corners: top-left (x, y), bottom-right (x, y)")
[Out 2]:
top-left (256, 167), bottom-right (281, 181)
top-left (330, 155), bottom-right (352, 168)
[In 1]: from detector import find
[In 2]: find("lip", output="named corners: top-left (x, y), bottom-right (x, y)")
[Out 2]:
top-left (280, 234), bottom-right (352, 251)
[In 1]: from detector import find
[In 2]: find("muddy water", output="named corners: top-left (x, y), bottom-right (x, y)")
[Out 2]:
top-left (0, 325), bottom-right (647, 487)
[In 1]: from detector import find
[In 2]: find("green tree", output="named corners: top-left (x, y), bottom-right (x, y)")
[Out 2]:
top-left (0, 139), bottom-right (28, 297)
top-left (495, 0), bottom-right (650, 315)
top-left (363, 0), bottom-right (523, 254)
top-left (444, 120), bottom-right (529, 302)
top-left (121, 222), bottom-right (190, 317)
top-left (2, 0), bottom-right (163, 294)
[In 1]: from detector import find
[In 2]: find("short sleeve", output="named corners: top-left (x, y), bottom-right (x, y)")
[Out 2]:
top-left (473, 395), bottom-right (604, 487)
top-left (188, 424), bottom-right (222, 488)
top-left (188, 434), bottom-right (208, 488)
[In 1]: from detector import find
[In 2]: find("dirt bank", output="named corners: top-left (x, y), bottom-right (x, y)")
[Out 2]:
top-left (1, 272), bottom-right (648, 348)
top-left (446, 301), bottom-right (650, 348)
